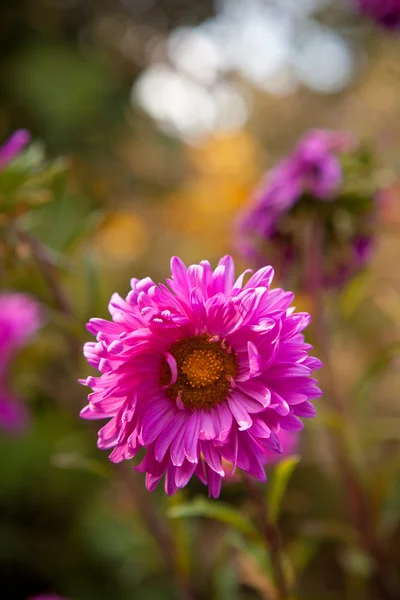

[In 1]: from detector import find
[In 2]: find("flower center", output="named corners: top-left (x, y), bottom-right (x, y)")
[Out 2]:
top-left (160, 335), bottom-right (237, 410)
top-left (181, 349), bottom-right (224, 388)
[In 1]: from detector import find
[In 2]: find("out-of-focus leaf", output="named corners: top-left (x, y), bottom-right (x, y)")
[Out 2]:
top-left (287, 538), bottom-right (321, 575)
top-left (233, 538), bottom-right (278, 600)
top-left (309, 410), bottom-right (348, 434)
top-left (362, 418), bottom-right (400, 445)
top-left (30, 192), bottom-right (92, 250)
top-left (338, 547), bottom-right (373, 577)
top-left (267, 455), bottom-right (300, 524)
top-left (340, 271), bottom-right (371, 318)
top-left (302, 519), bottom-right (359, 544)
top-left (0, 144), bottom-right (68, 217)
top-left (213, 561), bottom-right (241, 600)
top-left (0, 143), bottom-right (46, 193)
top-left (377, 463), bottom-right (400, 539)
top-left (8, 42), bottom-right (117, 141)
top-left (166, 493), bottom-right (193, 580)
top-left (353, 341), bottom-right (400, 402)
top-left (52, 451), bottom-right (110, 478)
top-left (167, 498), bottom-right (260, 540)
top-left (62, 210), bottom-right (105, 252)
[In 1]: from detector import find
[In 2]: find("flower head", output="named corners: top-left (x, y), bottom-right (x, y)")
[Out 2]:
top-left (0, 293), bottom-right (42, 433)
top-left (238, 129), bottom-right (378, 288)
top-left (353, 0), bottom-right (400, 30)
top-left (0, 129), bottom-right (30, 171)
top-left (80, 256), bottom-right (321, 497)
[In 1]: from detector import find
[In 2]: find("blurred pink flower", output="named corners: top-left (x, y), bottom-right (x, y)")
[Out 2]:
top-left (0, 129), bottom-right (30, 171)
top-left (238, 129), bottom-right (377, 288)
top-left (0, 390), bottom-right (29, 434)
top-left (263, 429), bottom-right (298, 465)
top-left (0, 293), bottom-right (42, 434)
top-left (353, 0), bottom-right (400, 30)
top-left (80, 256), bottom-right (321, 497)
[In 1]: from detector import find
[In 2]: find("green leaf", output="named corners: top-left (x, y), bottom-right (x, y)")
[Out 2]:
top-left (287, 538), bottom-right (321, 575)
top-left (0, 145), bottom-right (68, 215)
top-left (62, 209), bottom-right (105, 253)
top-left (268, 455), bottom-right (300, 524)
top-left (340, 271), bottom-right (371, 318)
top-left (29, 192), bottom-right (92, 251)
top-left (213, 561), bottom-right (241, 600)
top-left (167, 497), bottom-right (260, 540)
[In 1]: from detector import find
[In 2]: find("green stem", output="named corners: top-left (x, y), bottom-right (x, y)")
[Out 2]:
top-left (246, 478), bottom-right (292, 600)
top-left (120, 465), bottom-right (197, 600)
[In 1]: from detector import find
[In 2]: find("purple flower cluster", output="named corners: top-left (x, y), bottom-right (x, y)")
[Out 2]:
top-left (354, 0), bottom-right (400, 30)
top-left (238, 129), bottom-right (376, 287)
top-left (80, 256), bottom-right (321, 497)
top-left (239, 130), bottom-right (351, 236)
top-left (0, 129), bottom-right (30, 171)
top-left (0, 293), bottom-right (42, 433)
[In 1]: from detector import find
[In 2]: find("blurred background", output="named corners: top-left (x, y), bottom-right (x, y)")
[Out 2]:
top-left (0, 0), bottom-right (400, 599)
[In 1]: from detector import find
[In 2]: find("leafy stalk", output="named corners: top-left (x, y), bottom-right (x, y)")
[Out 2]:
top-left (304, 218), bottom-right (397, 600)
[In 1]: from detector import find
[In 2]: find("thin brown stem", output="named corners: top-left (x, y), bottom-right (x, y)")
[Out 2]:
top-left (246, 477), bottom-right (291, 600)
top-left (17, 228), bottom-right (73, 317)
top-left (16, 227), bottom-right (81, 367)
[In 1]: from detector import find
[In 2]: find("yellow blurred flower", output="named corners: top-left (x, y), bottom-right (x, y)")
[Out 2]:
top-left (162, 130), bottom-right (265, 257)
top-left (187, 130), bottom-right (264, 183)
top-left (94, 209), bottom-right (149, 263)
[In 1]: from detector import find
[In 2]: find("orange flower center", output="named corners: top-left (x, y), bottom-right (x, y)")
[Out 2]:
top-left (181, 348), bottom-right (224, 388)
top-left (160, 335), bottom-right (237, 410)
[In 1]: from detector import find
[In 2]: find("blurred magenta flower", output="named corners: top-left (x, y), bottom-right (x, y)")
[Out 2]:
top-left (263, 429), bottom-right (298, 465)
top-left (0, 129), bottom-right (30, 170)
top-left (238, 129), bottom-right (377, 288)
top-left (80, 256), bottom-right (321, 497)
top-left (353, 0), bottom-right (400, 30)
top-left (0, 293), bottom-right (42, 434)
top-left (0, 389), bottom-right (29, 433)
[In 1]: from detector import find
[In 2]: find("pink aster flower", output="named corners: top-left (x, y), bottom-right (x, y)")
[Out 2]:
top-left (353, 0), bottom-right (400, 30)
top-left (0, 292), bottom-right (42, 433)
top-left (80, 256), bottom-right (321, 498)
top-left (0, 129), bottom-right (31, 171)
